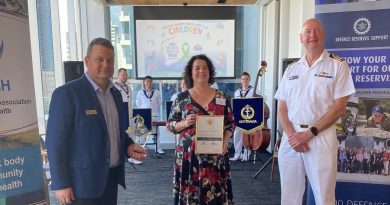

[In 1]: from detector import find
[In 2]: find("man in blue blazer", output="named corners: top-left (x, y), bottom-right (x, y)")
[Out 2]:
top-left (46, 38), bottom-right (147, 205)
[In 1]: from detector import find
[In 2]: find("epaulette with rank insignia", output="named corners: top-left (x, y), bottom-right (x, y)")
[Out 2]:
top-left (285, 58), bottom-right (299, 70)
top-left (329, 53), bottom-right (344, 62)
top-left (288, 59), bottom-right (299, 66)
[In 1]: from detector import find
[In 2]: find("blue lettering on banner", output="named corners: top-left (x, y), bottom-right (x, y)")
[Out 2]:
top-left (336, 200), bottom-right (388, 205)
top-left (330, 49), bottom-right (390, 89)
top-left (0, 40), bottom-right (3, 59)
top-left (317, 9), bottom-right (390, 49)
top-left (336, 182), bottom-right (390, 204)
top-left (0, 80), bottom-right (11, 91)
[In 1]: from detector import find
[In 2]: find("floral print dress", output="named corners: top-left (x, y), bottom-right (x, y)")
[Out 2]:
top-left (167, 90), bottom-right (234, 205)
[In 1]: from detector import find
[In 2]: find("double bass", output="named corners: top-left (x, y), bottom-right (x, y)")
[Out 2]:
top-left (242, 60), bottom-right (271, 151)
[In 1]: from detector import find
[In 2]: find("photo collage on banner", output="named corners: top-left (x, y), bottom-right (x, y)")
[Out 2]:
top-left (0, 0), bottom-right (48, 204)
top-left (316, 0), bottom-right (390, 204)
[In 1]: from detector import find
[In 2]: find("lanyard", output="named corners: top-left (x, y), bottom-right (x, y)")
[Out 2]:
top-left (114, 82), bottom-right (129, 94)
top-left (240, 86), bottom-right (252, 98)
top-left (143, 89), bottom-right (155, 100)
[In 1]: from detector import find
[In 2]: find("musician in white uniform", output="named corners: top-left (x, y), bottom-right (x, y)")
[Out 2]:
top-left (230, 72), bottom-right (254, 161)
top-left (114, 68), bottom-right (142, 165)
top-left (136, 75), bottom-right (165, 154)
top-left (274, 19), bottom-right (355, 205)
top-left (171, 78), bottom-right (188, 102)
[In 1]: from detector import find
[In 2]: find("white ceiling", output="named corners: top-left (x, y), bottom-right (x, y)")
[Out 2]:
top-left (99, 0), bottom-right (260, 6)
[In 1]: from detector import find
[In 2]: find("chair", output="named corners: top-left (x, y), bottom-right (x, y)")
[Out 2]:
top-left (270, 130), bottom-right (282, 182)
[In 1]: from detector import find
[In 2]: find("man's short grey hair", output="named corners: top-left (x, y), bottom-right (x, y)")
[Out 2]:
top-left (86, 38), bottom-right (114, 57)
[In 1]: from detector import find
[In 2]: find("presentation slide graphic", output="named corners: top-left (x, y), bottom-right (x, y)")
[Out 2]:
top-left (136, 20), bottom-right (235, 78)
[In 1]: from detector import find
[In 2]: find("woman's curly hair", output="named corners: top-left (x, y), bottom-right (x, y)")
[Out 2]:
top-left (183, 54), bottom-right (216, 88)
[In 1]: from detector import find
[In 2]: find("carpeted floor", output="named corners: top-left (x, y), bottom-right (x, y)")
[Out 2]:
top-left (48, 149), bottom-right (290, 205)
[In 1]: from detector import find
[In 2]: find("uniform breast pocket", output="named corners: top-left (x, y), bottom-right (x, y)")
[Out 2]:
top-left (285, 78), bottom-right (305, 100)
top-left (308, 77), bottom-right (334, 100)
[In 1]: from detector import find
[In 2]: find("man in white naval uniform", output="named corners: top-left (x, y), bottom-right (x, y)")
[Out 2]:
top-left (274, 18), bottom-right (355, 205)
top-left (136, 75), bottom-right (165, 154)
top-left (114, 68), bottom-right (143, 165)
top-left (230, 72), bottom-right (254, 161)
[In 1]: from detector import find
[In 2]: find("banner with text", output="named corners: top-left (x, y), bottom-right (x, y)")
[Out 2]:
top-left (0, 1), bottom-right (47, 204)
top-left (232, 97), bottom-right (264, 134)
top-left (316, 1), bottom-right (390, 204)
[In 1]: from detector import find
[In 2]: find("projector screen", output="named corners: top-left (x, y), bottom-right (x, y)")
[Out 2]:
top-left (135, 19), bottom-right (235, 79)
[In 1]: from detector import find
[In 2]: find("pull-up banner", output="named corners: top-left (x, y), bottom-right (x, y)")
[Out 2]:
top-left (316, 1), bottom-right (390, 204)
top-left (0, 1), bottom-right (47, 204)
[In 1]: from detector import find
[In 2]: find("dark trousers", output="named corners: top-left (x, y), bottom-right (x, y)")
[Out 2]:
top-left (71, 166), bottom-right (120, 205)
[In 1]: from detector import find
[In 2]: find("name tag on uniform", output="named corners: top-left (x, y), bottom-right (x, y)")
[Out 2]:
top-left (216, 97), bottom-right (226, 106)
top-left (86, 109), bottom-right (98, 115)
top-left (289, 75), bottom-right (299, 80)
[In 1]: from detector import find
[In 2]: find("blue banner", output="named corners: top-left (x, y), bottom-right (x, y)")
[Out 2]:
top-left (0, 145), bottom-right (45, 198)
top-left (232, 97), bottom-right (264, 134)
top-left (132, 108), bottom-right (152, 131)
top-left (336, 182), bottom-right (390, 205)
top-left (330, 49), bottom-right (390, 91)
top-left (317, 9), bottom-right (390, 49)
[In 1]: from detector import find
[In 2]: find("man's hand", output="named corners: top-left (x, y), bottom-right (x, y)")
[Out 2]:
top-left (127, 144), bottom-right (147, 161)
top-left (293, 143), bottom-right (310, 152)
top-left (55, 187), bottom-right (75, 205)
top-left (288, 130), bottom-right (313, 152)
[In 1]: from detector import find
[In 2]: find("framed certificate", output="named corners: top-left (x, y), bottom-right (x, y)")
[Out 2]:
top-left (195, 115), bottom-right (224, 154)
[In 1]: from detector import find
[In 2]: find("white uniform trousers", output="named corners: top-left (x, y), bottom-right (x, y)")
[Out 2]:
top-left (278, 124), bottom-right (337, 205)
top-left (233, 129), bottom-right (243, 157)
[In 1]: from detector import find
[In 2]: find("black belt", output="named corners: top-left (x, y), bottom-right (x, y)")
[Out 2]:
top-left (299, 125), bottom-right (309, 128)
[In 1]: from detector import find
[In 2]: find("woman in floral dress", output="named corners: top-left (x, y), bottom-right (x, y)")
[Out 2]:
top-left (167, 54), bottom-right (234, 205)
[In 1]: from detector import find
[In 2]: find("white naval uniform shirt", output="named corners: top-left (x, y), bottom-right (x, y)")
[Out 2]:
top-left (274, 50), bottom-right (355, 126)
top-left (136, 88), bottom-right (161, 119)
top-left (114, 82), bottom-right (133, 117)
top-left (234, 86), bottom-right (254, 99)
top-left (114, 82), bottom-right (132, 103)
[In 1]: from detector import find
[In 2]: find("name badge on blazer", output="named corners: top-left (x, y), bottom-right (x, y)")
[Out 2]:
top-left (86, 109), bottom-right (98, 115)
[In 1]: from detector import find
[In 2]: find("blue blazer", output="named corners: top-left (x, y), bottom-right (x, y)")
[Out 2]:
top-left (46, 75), bottom-right (133, 198)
